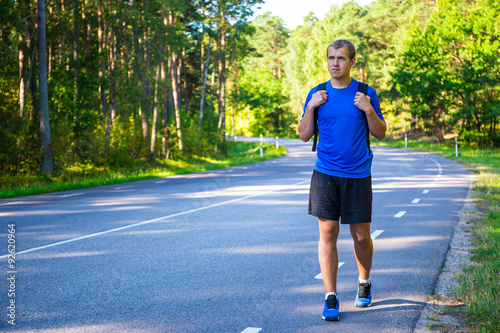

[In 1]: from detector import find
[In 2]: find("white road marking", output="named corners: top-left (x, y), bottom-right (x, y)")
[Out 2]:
top-left (114, 186), bottom-right (132, 190)
top-left (315, 262), bottom-right (344, 280)
top-left (394, 211), bottom-right (406, 218)
top-left (371, 230), bottom-right (384, 240)
top-left (241, 328), bottom-right (262, 333)
top-left (60, 193), bottom-right (84, 198)
top-left (0, 202), bottom-right (22, 207)
top-left (0, 179), bottom-right (310, 259)
top-left (155, 180), bottom-right (167, 184)
top-left (412, 198), bottom-right (421, 204)
top-left (423, 190), bottom-right (430, 194)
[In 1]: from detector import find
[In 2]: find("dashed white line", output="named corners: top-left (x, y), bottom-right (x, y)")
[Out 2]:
top-left (412, 198), bottom-right (421, 204)
top-left (423, 190), bottom-right (430, 194)
top-left (60, 193), bottom-right (84, 198)
top-left (371, 230), bottom-right (384, 240)
top-left (0, 202), bottom-right (22, 207)
top-left (114, 186), bottom-right (132, 190)
top-left (241, 328), bottom-right (262, 333)
top-left (315, 262), bottom-right (344, 280)
top-left (155, 180), bottom-right (167, 184)
top-left (394, 211), bottom-right (407, 218)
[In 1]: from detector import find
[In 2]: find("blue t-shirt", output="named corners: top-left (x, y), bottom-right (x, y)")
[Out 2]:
top-left (302, 78), bottom-right (384, 178)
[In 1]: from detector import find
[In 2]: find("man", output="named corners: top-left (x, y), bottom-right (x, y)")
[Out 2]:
top-left (297, 39), bottom-right (386, 321)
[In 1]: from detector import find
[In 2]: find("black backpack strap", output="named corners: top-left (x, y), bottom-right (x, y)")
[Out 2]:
top-left (312, 81), bottom-right (327, 152)
top-left (358, 82), bottom-right (368, 95)
top-left (358, 82), bottom-right (370, 148)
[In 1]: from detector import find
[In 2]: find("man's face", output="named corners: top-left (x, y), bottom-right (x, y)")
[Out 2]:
top-left (327, 46), bottom-right (356, 80)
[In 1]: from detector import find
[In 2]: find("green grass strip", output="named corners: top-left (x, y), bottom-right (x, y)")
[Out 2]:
top-left (0, 141), bottom-right (287, 199)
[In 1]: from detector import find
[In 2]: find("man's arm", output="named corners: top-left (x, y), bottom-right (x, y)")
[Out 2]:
top-left (354, 92), bottom-right (387, 141)
top-left (298, 90), bottom-right (328, 142)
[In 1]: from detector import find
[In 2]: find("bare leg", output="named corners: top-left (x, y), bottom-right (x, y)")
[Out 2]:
top-left (349, 222), bottom-right (373, 280)
top-left (318, 218), bottom-right (340, 292)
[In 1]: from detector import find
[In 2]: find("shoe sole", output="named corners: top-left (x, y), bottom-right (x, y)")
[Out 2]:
top-left (322, 315), bottom-right (340, 321)
top-left (355, 302), bottom-right (372, 308)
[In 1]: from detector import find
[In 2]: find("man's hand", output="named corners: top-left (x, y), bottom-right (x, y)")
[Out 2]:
top-left (298, 90), bottom-right (328, 142)
top-left (354, 92), bottom-right (373, 115)
top-left (354, 92), bottom-right (387, 141)
top-left (310, 90), bottom-right (328, 109)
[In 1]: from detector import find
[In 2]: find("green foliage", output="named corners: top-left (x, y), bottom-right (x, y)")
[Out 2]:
top-left (230, 12), bottom-right (291, 137)
top-left (394, 0), bottom-right (500, 145)
top-left (1, 0), bottom-right (499, 178)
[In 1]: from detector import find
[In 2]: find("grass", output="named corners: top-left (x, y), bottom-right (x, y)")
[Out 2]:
top-left (0, 141), bottom-right (287, 199)
top-left (375, 135), bottom-right (500, 333)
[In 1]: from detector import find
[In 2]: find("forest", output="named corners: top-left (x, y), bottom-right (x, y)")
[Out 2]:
top-left (0, 0), bottom-right (499, 176)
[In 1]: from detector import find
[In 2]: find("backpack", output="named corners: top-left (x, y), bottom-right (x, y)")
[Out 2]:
top-left (311, 81), bottom-right (369, 152)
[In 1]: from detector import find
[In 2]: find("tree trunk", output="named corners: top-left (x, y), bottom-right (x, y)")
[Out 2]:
top-left (104, 3), bottom-right (117, 156)
top-left (132, 0), bottom-right (149, 141)
top-left (142, 17), bottom-right (153, 148)
top-left (47, 4), bottom-right (53, 76)
top-left (161, 60), bottom-right (168, 159)
top-left (217, 11), bottom-right (227, 154)
top-left (168, 11), bottom-right (184, 153)
top-left (108, 12), bottom-right (117, 121)
top-left (98, 0), bottom-right (106, 118)
top-left (170, 52), bottom-right (184, 153)
top-left (38, 0), bottom-right (53, 173)
top-left (19, 34), bottom-right (28, 118)
top-left (177, 50), bottom-right (182, 114)
top-left (73, 0), bottom-right (81, 141)
top-left (83, 0), bottom-right (91, 74)
top-left (150, 63), bottom-right (161, 163)
top-left (182, 47), bottom-right (188, 117)
top-left (197, 35), bottom-right (211, 149)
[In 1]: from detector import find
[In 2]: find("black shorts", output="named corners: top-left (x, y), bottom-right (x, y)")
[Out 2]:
top-left (308, 170), bottom-right (372, 224)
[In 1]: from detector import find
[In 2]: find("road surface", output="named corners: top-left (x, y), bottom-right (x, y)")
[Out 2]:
top-left (0, 138), bottom-right (470, 332)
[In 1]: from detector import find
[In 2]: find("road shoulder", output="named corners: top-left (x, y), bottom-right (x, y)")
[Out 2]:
top-left (413, 175), bottom-right (477, 332)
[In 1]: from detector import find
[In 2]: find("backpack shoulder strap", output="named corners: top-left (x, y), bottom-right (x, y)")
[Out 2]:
top-left (358, 82), bottom-right (370, 148)
top-left (358, 82), bottom-right (368, 95)
top-left (312, 82), bottom-right (328, 152)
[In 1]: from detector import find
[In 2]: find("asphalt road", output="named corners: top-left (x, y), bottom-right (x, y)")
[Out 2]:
top-left (0, 138), bottom-right (470, 332)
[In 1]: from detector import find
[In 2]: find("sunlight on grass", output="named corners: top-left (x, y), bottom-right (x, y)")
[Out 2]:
top-left (0, 141), bottom-right (287, 199)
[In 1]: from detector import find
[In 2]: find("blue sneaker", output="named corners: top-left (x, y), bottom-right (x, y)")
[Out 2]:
top-left (322, 294), bottom-right (340, 321)
top-left (355, 282), bottom-right (372, 307)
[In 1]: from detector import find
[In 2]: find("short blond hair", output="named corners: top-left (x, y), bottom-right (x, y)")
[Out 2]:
top-left (327, 39), bottom-right (356, 60)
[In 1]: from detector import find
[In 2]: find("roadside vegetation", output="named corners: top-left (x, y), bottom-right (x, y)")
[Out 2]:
top-left (0, 141), bottom-right (287, 199)
top-left (376, 136), bottom-right (500, 333)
